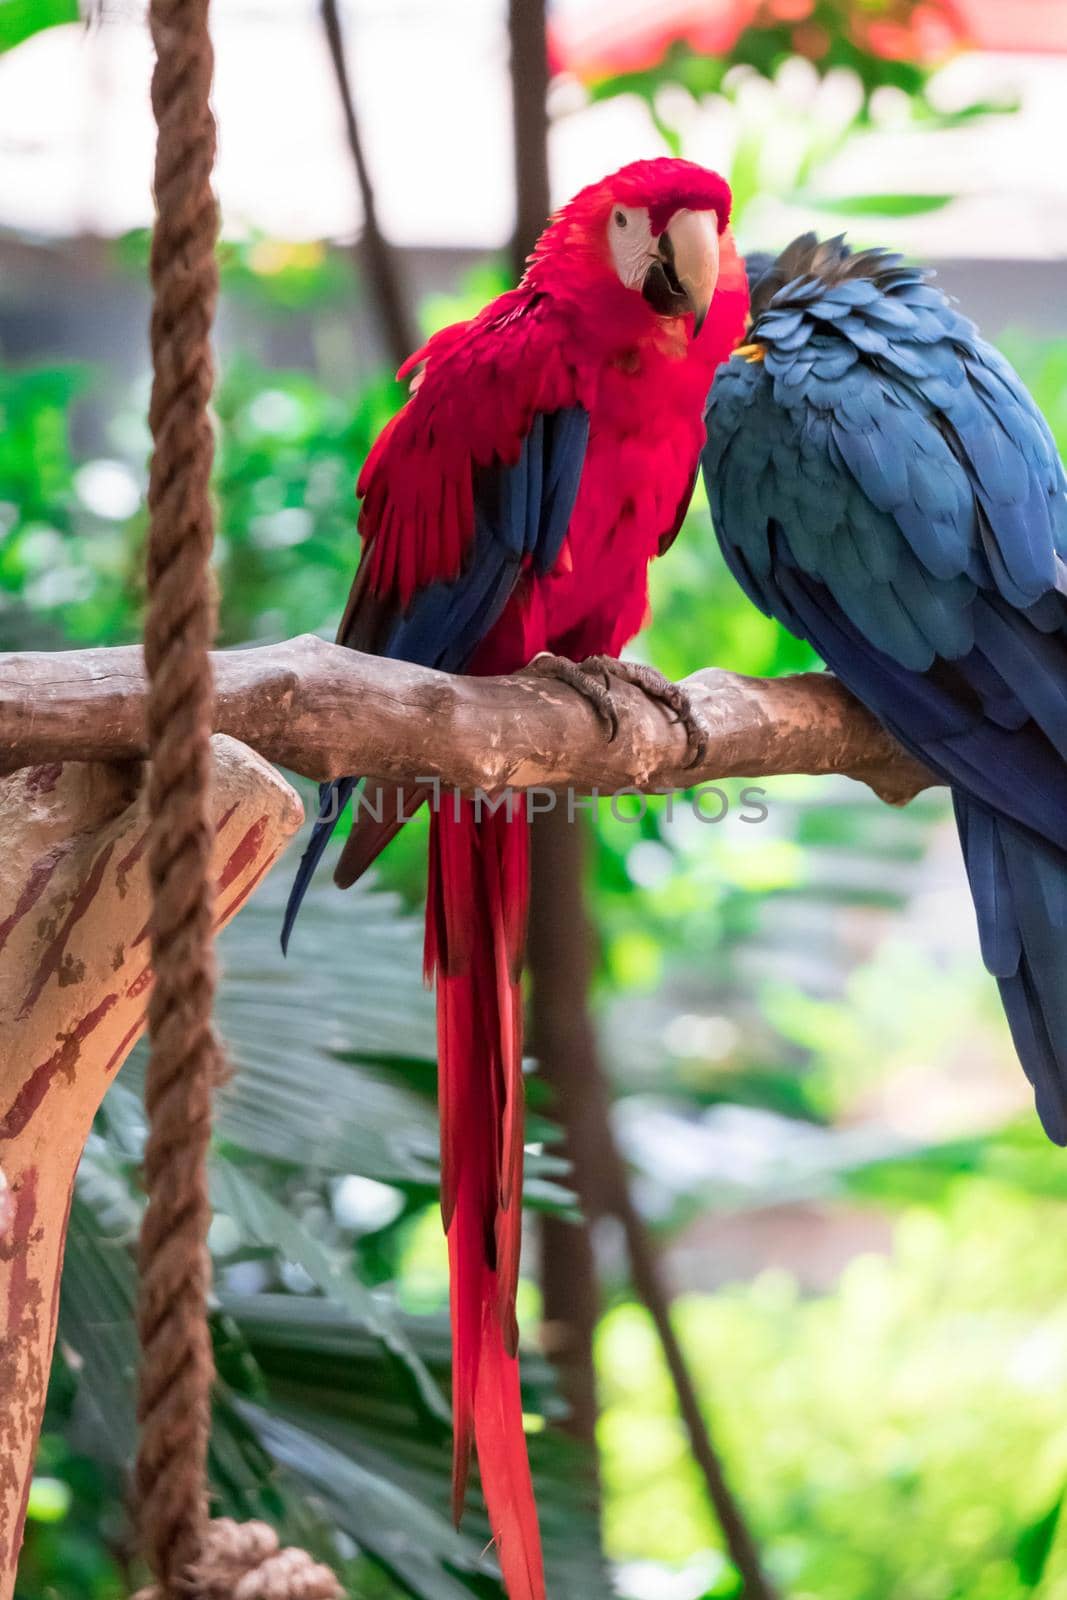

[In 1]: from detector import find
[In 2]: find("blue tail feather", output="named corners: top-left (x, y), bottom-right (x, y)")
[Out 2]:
top-left (956, 794), bottom-right (1067, 1144)
top-left (280, 777), bottom-right (357, 954)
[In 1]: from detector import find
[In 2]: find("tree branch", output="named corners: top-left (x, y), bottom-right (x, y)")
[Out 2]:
top-left (319, 0), bottom-right (418, 369)
top-left (600, 1139), bottom-right (779, 1600)
top-left (0, 636), bottom-right (935, 803)
top-left (508, 0), bottom-right (551, 284)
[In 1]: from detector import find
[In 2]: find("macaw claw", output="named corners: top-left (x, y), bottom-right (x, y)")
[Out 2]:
top-left (526, 653), bottom-right (709, 769)
top-left (583, 656), bottom-right (710, 770)
top-left (524, 652), bottom-right (621, 741)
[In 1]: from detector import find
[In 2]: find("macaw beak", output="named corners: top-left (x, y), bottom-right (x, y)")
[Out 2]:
top-left (642, 209), bottom-right (721, 335)
top-left (667, 209), bottom-right (720, 335)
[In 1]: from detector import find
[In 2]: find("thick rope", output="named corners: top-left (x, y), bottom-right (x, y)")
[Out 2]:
top-left (136, 2), bottom-right (340, 1596)
top-left (133, 1521), bottom-right (342, 1600)
top-left (136, 0), bottom-right (222, 1580)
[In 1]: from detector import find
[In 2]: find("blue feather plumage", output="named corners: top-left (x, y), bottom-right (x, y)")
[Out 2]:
top-left (704, 235), bottom-right (1067, 1142)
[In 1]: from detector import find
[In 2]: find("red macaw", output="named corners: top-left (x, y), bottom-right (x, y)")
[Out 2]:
top-left (283, 158), bottom-right (749, 1599)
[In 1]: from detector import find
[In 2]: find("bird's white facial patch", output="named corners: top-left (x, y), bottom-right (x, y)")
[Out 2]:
top-left (608, 204), bottom-right (655, 291)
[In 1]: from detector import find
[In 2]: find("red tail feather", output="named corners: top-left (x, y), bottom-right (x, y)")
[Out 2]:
top-left (426, 797), bottom-right (545, 1600)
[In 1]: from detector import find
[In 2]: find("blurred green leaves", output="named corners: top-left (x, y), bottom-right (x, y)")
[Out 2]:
top-left (579, 0), bottom-right (939, 115)
top-left (0, 364), bottom-right (129, 649)
top-left (0, 354), bottom-right (399, 652)
top-left (212, 358), bottom-right (396, 645)
top-left (0, 0), bottom-right (77, 55)
top-left (1015, 1489), bottom-right (1065, 1590)
top-left (602, 1177), bottom-right (1067, 1598)
top-left (792, 190), bottom-right (955, 216)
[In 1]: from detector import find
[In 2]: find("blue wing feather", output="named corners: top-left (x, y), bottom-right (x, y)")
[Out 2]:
top-left (282, 404), bottom-right (589, 950)
top-left (704, 237), bottom-right (1067, 1139)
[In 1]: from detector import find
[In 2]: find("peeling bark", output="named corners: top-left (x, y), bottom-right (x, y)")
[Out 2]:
top-left (0, 739), bottom-right (302, 1596)
top-left (0, 637), bottom-right (936, 805)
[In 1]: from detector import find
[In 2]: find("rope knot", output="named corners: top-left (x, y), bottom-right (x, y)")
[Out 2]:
top-left (134, 1519), bottom-right (343, 1600)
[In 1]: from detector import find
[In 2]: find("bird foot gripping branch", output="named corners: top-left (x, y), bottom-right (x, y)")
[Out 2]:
top-left (525, 653), bottom-right (711, 767)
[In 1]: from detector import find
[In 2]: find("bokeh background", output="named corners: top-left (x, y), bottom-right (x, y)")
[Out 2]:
top-left (4, 2), bottom-right (1067, 1597)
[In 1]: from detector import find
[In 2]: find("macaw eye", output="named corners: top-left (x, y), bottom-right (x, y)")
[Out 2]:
top-left (614, 210), bottom-right (627, 228)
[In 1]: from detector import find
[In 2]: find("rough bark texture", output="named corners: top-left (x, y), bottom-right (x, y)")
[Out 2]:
top-left (0, 637), bottom-right (936, 805)
top-left (0, 739), bottom-right (302, 1598)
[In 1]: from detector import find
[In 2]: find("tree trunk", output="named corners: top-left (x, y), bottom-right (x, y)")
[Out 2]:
top-left (528, 813), bottom-right (605, 1449)
top-left (508, 0), bottom-right (551, 284)
top-left (319, 0), bottom-right (417, 369)
top-left (0, 739), bottom-right (301, 1596)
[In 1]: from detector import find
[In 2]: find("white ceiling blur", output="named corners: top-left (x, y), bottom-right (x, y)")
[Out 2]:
top-left (0, 0), bottom-right (1065, 259)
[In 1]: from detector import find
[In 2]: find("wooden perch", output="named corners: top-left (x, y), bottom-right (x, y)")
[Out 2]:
top-left (0, 635), bottom-right (935, 805)
top-left (0, 634), bottom-right (935, 1590)
top-left (0, 740), bottom-right (302, 1592)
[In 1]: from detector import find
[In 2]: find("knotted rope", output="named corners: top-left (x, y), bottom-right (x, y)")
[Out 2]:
top-left (136, 2), bottom-right (341, 1595)
top-left (132, 1521), bottom-right (342, 1600)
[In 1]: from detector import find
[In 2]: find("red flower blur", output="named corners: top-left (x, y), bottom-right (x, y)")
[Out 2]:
top-left (548, 0), bottom-right (1067, 83)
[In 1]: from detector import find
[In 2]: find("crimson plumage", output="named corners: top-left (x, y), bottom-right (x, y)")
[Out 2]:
top-left (283, 157), bottom-right (749, 1599)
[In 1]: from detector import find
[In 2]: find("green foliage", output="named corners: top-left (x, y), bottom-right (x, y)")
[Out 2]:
top-left (211, 358), bottom-right (397, 645)
top-left (583, 0), bottom-right (936, 117)
top-left (0, 356), bottom-right (396, 652)
top-left (1015, 1489), bottom-right (1065, 1590)
top-left (794, 190), bottom-right (954, 216)
top-left (602, 1174), bottom-right (1067, 1598)
top-left (0, 237), bottom-right (408, 656)
top-left (999, 338), bottom-right (1067, 455)
top-left (0, 364), bottom-right (140, 649)
top-left (0, 0), bottom-right (77, 55)
top-left (114, 232), bottom-right (364, 318)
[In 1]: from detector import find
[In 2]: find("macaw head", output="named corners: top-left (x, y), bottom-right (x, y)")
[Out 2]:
top-left (525, 158), bottom-right (735, 337)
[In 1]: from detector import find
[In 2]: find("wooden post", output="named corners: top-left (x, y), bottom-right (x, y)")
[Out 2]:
top-left (0, 738), bottom-right (302, 1595)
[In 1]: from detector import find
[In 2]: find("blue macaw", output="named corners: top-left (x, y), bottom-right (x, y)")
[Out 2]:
top-left (703, 235), bottom-right (1067, 1140)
